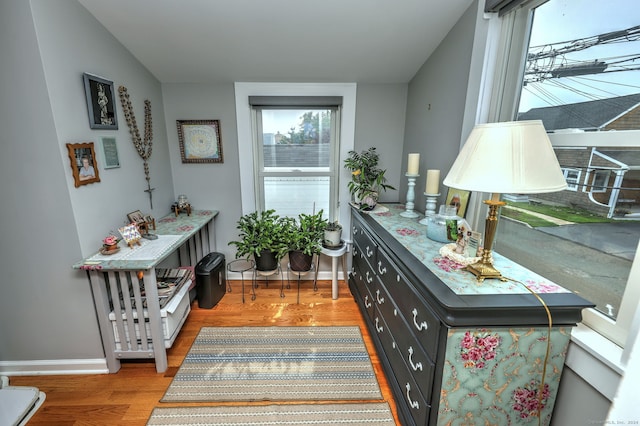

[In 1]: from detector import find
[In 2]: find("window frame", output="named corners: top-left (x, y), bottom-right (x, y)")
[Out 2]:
top-left (590, 170), bottom-right (611, 193)
top-left (234, 82), bottom-right (357, 235)
top-left (482, 0), bottom-right (640, 350)
top-left (562, 167), bottom-right (581, 191)
top-left (251, 105), bottom-right (340, 219)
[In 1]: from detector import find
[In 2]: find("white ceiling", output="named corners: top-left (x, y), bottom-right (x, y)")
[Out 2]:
top-left (77, 0), bottom-right (473, 84)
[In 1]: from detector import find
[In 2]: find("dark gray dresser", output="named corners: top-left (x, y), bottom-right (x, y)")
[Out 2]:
top-left (349, 204), bottom-right (593, 425)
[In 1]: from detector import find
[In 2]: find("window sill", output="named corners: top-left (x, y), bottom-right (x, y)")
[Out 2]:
top-left (565, 323), bottom-right (624, 401)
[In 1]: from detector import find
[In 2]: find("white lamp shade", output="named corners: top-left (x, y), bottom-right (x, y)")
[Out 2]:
top-left (443, 120), bottom-right (568, 194)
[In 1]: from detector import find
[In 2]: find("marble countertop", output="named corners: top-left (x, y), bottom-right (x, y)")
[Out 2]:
top-left (73, 210), bottom-right (218, 271)
top-left (361, 203), bottom-right (571, 296)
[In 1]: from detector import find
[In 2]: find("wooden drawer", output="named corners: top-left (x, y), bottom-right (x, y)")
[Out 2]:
top-left (374, 307), bottom-right (430, 426)
top-left (389, 346), bottom-right (431, 426)
top-left (350, 258), bottom-right (375, 321)
top-left (353, 241), bottom-right (377, 293)
top-left (352, 220), bottom-right (377, 265)
top-left (375, 283), bottom-right (436, 403)
top-left (377, 248), bottom-right (441, 361)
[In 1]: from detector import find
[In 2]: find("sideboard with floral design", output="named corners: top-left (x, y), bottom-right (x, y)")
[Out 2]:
top-left (349, 204), bottom-right (593, 426)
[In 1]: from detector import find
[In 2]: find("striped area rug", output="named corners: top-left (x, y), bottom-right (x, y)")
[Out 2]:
top-left (161, 326), bottom-right (383, 402)
top-left (147, 403), bottom-right (395, 425)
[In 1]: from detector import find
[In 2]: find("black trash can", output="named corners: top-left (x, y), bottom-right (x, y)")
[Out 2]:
top-left (195, 252), bottom-right (226, 309)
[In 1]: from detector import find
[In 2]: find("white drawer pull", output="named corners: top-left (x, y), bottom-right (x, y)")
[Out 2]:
top-left (378, 261), bottom-right (387, 275)
top-left (364, 295), bottom-right (372, 308)
top-left (406, 383), bottom-right (420, 409)
top-left (353, 226), bottom-right (358, 235)
top-left (412, 308), bottom-right (428, 331)
top-left (376, 289), bottom-right (385, 304)
top-left (408, 346), bottom-right (423, 371)
top-left (375, 317), bottom-right (383, 333)
top-left (365, 271), bottom-right (373, 284)
top-left (366, 246), bottom-right (373, 258)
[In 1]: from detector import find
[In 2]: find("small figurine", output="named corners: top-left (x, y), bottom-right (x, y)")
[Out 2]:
top-left (173, 194), bottom-right (192, 216)
top-left (455, 223), bottom-right (469, 255)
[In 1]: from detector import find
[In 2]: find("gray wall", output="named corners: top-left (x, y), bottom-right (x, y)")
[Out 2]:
top-left (552, 368), bottom-right (611, 426)
top-left (161, 83), bottom-right (408, 264)
top-left (0, 0), bottom-right (174, 368)
top-left (353, 84), bottom-right (407, 204)
top-left (0, 0), bottom-right (101, 362)
top-left (401, 2), bottom-right (479, 210)
top-left (162, 83), bottom-right (241, 263)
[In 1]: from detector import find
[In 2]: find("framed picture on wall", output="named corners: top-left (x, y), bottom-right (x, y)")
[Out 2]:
top-left (67, 142), bottom-right (100, 187)
top-left (445, 187), bottom-right (471, 218)
top-left (177, 119), bottom-right (223, 163)
top-left (100, 136), bottom-right (120, 169)
top-left (83, 73), bottom-right (118, 130)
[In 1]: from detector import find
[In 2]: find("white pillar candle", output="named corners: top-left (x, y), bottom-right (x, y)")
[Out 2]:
top-left (407, 153), bottom-right (420, 175)
top-left (426, 169), bottom-right (440, 194)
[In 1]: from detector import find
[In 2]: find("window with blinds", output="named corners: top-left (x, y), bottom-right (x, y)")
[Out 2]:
top-left (249, 97), bottom-right (342, 220)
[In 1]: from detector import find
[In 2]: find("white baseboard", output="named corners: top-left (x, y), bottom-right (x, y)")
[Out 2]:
top-left (0, 358), bottom-right (108, 376)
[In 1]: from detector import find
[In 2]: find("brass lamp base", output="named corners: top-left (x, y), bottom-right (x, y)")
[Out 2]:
top-left (468, 194), bottom-right (508, 283)
top-left (466, 260), bottom-right (505, 282)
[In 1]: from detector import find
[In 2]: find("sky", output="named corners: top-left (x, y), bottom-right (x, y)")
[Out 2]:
top-left (519, 0), bottom-right (640, 112)
top-left (261, 109), bottom-right (304, 135)
top-left (260, 1), bottom-right (639, 125)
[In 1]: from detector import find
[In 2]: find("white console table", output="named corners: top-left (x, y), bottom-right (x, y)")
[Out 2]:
top-left (73, 210), bottom-right (218, 373)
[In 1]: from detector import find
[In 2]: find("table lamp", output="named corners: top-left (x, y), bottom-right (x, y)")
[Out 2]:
top-left (442, 120), bottom-right (567, 282)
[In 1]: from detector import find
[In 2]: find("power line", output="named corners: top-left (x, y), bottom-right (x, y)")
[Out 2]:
top-left (524, 25), bottom-right (640, 84)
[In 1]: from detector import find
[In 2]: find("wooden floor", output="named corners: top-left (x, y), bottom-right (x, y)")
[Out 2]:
top-left (10, 279), bottom-right (399, 425)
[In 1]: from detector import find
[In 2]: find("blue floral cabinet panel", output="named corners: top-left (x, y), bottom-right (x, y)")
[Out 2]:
top-left (439, 327), bottom-right (571, 425)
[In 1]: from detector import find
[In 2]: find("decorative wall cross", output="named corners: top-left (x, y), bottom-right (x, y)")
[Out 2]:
top-left (118, 86), bottom-right (155, 209)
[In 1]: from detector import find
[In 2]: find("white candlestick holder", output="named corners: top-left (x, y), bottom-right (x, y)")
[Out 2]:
top-left (400, 173), bottom-right (420, 218)
top-left (419, 192), bottom-right (440, 225)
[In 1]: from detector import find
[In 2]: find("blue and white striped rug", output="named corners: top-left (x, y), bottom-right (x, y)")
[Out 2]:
top-left (147, 403), bottom-right (395, 425)
top-left (161, 326), bottom-right (383, 402)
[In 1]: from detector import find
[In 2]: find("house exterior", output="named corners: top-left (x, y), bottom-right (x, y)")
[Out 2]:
top-left (518, 94), bottom-right (640, 217)
top-left (518, 93), bottom-right (640, 132)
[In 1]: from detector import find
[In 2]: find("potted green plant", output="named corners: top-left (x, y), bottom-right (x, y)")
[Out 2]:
top-left (228, 209), bottom-right (290, 271)
top-left (344, 147), bottom-right (395, 210)
top-left (284, 210), bottom-right (328, 272)
top-left (323, 221), bottom-right (342, 247)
